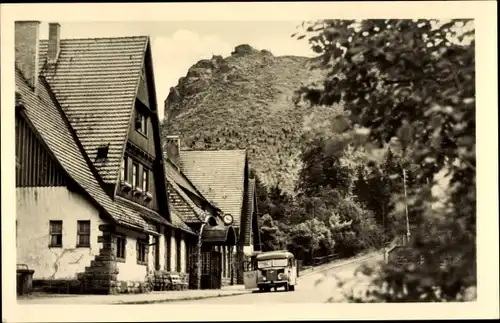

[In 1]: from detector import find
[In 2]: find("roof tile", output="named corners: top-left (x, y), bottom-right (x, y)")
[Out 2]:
top-left (38, 36), bottom-right (148, 185)
top-left (16, 70), bottom-right (151, 232)
top-left (178, 150), bottom-right (247, 227)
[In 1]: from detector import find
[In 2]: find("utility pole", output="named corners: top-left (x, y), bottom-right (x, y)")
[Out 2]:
top-left (310, 207), bottom-right (315, 265)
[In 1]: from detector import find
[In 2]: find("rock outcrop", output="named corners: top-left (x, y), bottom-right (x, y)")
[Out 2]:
top-left (162, 44), bottom-right (328, 193)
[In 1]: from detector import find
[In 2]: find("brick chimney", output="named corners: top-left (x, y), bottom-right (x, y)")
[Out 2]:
top-left (164, 135), bottom-right (181, 167)
top-left (47, 22), bottom-right (61, 63)
top-left (15, 21), bottom-right (40, 92)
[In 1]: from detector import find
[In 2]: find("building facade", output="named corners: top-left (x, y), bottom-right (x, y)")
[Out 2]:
top-left (15, 21), bottom-right (196, 294)
top-left (174, 147), bottom-right (262, 284)
top-left (164, 138), bottom-right (238, 289)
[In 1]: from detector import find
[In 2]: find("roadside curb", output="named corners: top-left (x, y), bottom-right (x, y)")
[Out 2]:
top-left (114, 291), bottom-right (251, 304)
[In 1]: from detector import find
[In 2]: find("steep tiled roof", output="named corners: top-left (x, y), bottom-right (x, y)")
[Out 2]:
top-left (16, 70), bottom-right (151, 232)
top-left (166, 181), bottom-right (204, 224)
top-left (38, 36), bottom-right (148, 184)
top-left (115, 197), bottom-right (167, 226)
top-left (242, 178), bottom-right (256, 246)
top-left (178, 150), bottom-right (247, 228)
top-left (169, 208), bottom-right (195, 234)
top-left (165, 159), bottom-right (224, 225)
top-left (165, 160), bottom-right (204, 201)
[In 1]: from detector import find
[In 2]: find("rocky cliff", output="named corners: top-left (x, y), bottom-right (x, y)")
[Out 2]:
top-left (162, 44), bottom-right (330, 193)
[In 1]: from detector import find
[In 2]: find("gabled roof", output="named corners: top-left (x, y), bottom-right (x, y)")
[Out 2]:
top-left (169, 207), bottom-right (197, 233)
top-left (166, 180), bottom-right (206, 224)
top-left (165, 160), bottom-right (205, 201)
top-left (165, 159), bottom-right (225, 224)
top-left (15, 70), bottom-right (152, 232)
top-left (38, 36), bottom-right (149, 184)
top-left (178, 149), bottom-right (247, 227)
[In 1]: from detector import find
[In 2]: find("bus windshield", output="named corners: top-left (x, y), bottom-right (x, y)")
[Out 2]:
top-left (257, 258), bottom-right (288, 269)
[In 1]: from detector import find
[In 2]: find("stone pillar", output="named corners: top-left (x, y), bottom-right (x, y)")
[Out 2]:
top-left (80, 224), bottom-right (119, 294)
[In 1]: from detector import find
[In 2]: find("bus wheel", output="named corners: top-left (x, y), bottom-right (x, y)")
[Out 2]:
top-left (284, 283), bottom-right (289, 292)
top-left (289, 285), bottom-right (295, 291)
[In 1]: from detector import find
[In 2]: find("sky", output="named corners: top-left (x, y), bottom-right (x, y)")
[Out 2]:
top-left (38, 21), bottom-right (316, 120)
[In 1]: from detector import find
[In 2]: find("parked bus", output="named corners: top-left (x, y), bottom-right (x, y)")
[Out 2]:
top-left (243, 250), bottom-right (297, 292)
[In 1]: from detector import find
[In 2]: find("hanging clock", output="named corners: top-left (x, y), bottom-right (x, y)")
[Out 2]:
top-left (223, 214), bottom-right (234, 226)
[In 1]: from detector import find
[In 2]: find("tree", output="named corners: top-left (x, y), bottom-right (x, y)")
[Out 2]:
top-left (296, 137), bottom-right (353, 198)
top-left (287, 218), bottom-right (332, 265)
top-left (258, 213), bottom-right (288, 252)
top-left (251, 169), bottom-right (272, 216)
top-left (267, 184), bottom-right (294, 223)
top-left (295, 19), bottom-right (476, 301)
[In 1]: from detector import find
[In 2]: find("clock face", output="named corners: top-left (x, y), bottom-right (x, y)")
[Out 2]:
top-left (223, 214), bottom-right (233, 225)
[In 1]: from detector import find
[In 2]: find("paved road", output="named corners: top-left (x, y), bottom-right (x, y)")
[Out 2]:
top-left (171, 253), bottom-right (383, 304)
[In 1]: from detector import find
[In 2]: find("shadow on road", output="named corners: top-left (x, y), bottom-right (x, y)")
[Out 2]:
top-left (251, 290), bottom-right (289, 294)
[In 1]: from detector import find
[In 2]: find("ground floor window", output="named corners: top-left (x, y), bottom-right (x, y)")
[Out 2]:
top-left (137, 239), bottom-right (148, 265)
top-left (77, 220), bottom-right (91, 247)
top-left (49, 220), bottom-right (63, 247)
top-left (116, 235), bottom-right (126, 260)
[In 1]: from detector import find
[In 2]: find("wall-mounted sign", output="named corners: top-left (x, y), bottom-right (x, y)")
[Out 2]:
top-left (223, 214), bottom-right (234, 226)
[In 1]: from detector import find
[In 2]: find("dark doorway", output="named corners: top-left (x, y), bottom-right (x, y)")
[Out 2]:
top-left (201, 249), bottom-right (222, 289)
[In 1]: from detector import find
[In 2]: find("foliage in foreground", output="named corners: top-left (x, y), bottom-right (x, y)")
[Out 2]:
top-left (293, 18), bottom-right (476, 302)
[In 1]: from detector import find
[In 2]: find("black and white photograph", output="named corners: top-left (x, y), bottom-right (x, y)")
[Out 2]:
top-left (1, 1), bottom-right (498, 322)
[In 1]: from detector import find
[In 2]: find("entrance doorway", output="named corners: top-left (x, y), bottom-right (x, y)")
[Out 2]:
top-left (200, 249), bottom-right (222, 289)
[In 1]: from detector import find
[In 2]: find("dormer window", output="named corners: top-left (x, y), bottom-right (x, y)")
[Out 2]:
top-left (96, 144), bottom-right (109, 160)
top-left (135, 110), bottom-right (148, 136)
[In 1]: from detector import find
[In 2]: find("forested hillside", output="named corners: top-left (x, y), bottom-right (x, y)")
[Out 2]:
top-left (162, 44), bottom-right (329, 193)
